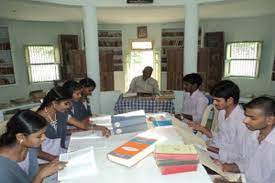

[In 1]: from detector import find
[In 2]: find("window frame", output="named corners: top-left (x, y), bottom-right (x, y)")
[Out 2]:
top-left (25, 44), bottom-right (60, 83)
top-left (130, 39), bottom-right (154, 50)
top-left (224, 41), bottom-right (262, 78)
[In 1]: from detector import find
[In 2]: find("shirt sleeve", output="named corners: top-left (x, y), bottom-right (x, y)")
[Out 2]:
top-left (193, 96), bottom-right (208, 122)
top-left (128, 77), bottom-right (137, 93)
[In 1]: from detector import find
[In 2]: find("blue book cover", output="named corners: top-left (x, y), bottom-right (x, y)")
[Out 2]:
top-left (153, 120), bottom-right (172, 127)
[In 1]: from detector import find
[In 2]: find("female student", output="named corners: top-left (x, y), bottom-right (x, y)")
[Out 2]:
top-left (0, 110), bottom-right (65, 183)
top-left (188, 80), bottom-right (247, 162)
top-left (78, 77), bottom-right (97, 120)
top-left (63, 80), bottom-right (110, 137)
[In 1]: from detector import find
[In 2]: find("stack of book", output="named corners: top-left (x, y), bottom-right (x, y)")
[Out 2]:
top-left (154, 144), bottom-right (199, 175)
top-left (111, 110), bottom-right (148, 135)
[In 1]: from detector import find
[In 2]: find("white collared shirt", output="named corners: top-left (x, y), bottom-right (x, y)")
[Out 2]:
top-left (235, 128), bottom-right (275, 183)
top-left (128, 76), bottom-right (159, 94)
top-left (182, 89), bottom-right (208, 122)
top-left (211, 105), bottom-right (247, 162)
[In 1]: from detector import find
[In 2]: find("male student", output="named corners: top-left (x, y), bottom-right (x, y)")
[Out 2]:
top-left (127, 66), bottom-right (160, 95)
top-left (221, 96), bottom-right (275, 183)
top-left (176, 73), bottom-right (208, 122)
top-left (188, 80), bottom-right (247, 162)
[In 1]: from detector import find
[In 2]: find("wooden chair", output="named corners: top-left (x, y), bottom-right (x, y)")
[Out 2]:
top-left (197, 104), bottom-right (219, 137)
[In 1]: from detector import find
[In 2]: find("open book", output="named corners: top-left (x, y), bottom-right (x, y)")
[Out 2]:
top-left (58, 147), bottom-right (98, 181)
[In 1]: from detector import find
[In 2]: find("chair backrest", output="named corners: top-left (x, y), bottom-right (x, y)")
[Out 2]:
top-left (197, 104), bottom-right (219, 136)
top-left (0, 120), bottom-right (8, 136)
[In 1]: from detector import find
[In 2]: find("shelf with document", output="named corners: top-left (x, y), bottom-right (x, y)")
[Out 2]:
top-left (98, 30), bottom-right (123, 71)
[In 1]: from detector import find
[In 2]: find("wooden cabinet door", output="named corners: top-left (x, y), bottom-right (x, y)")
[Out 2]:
top-left (166, 48), bottom-right (183, 90)
top-left (68, 50), bottom-right (87, 78)
top-left (198, 48), bottom-right (224, 91)
top-left (99, 50), bottom-right (114, 91)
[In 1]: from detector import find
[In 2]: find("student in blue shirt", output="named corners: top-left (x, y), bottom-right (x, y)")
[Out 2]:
top-left (63, 80), bottom-right (110, 137)
top-left (78, 77), bottom-right (97, 120)
top-left (0, 110), bottom-right (65, 183)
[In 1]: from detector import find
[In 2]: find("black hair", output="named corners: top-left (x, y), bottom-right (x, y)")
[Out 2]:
top-left (79, 78), bottom-right (96, 88)
top-left (244, 96), bottom-right (275, 116)
top-left (63, 80), bottom-right (82, 98)
top-left (210, 80), bottom-right (240, 104)
top-left (0, 110), bottom-right (48, 147)
top-left (182, 73), bottom-right (203, 86)
top-left (37, 86), bottom-right (71, 111)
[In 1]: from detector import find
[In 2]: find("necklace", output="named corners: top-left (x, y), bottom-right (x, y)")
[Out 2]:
top-left (44, 107), bottom-right (57, 123)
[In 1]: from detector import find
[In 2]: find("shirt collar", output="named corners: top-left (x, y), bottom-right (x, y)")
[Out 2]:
top-left (190, 89), bottom-right (201, 98)
top-left (264, 127), bottom-right (275, 145)
top-left (224, 105), bottom-right (243, 120)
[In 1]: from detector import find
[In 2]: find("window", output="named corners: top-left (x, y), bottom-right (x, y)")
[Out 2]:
top-left (131, 40), bottom-right (153, 50)
top-left (225, 41), bottom-right (262, 77)
top-left (25, 45), bottom-right (60, 82)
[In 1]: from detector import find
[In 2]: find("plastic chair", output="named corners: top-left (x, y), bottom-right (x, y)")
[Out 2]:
top-left (197, 104), bottom-right (219, 137)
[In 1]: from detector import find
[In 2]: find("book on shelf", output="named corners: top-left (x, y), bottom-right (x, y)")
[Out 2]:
top-left (107, 132), bottom-right (159, 167)
top-left (58, 147), bottom-right (98, 181)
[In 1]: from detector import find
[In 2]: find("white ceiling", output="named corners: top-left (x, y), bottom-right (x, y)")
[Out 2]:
top-left (0, 0), bottom-right (275, 24)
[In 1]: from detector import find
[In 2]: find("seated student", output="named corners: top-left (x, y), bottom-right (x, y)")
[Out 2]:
top-left (0, 110), bottom-right (65, 183)
top-left (63, 80), bottom-right (110, 136)
top-left (175, 73), bottom-right (208, 122)
top-left (127, 66), bottom-right (160, 95)
top-left (188, 80), bottom-right (247, 162)
top-left (78, 77), bottom-right (97, 120)
top-left (221, 97), bottom-right (275, 183)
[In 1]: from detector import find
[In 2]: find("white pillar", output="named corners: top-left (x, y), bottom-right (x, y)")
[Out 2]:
top-left (82, 3), bottom-right (101, 113)
top-left (184, 2), bottom-right (199, 75)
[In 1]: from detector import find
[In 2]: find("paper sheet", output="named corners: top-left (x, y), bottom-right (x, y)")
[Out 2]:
top-left (58, 147), bottom-right (98, 181)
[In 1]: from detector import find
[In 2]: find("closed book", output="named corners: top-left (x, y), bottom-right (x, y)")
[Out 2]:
top-left (153, 120), bottom-right (172, 127)
top-left (156, 159), bottom-right (199, 167)
top-left (113, 123), bottom-right (148, 135)
top-left (107, 136), bottom-right (157, 167)
top-left (154, 144), bottom-right (198, 161)
top-left (160, 164), bottom-right (198, 175)
top-left (111, 115), bottom-right (146, 128)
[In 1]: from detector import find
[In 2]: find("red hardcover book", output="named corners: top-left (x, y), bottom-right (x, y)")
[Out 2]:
top-left (155, 153), bottom-right (198, 161)
top-left (160, 164), bottom-right (198, 175)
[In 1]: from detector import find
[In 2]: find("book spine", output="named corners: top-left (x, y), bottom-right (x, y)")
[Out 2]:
top-left (154, 153), bottom-right (198, 161)
top-left (113, 123), bottom-right (148, 135)
top-left (111, 116), bottom-right (146, 128)
top-left (160, 164), bottom-right (198, 175)
top-left (156, 159), bottom-right (200, 166)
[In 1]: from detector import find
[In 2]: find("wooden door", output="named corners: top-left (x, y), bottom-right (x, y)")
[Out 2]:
top-left (198, 48), bottom-right (224, 92)
top-left (99, 50), bottom-right (114, 91)
top-left (68, 50), bottom-right (87, 79)
top-left (166, 48), bottom-right (183, 90)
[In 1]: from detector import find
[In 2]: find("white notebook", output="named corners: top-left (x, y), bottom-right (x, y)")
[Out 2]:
top-left (58, 147), bottom-right (98, 181)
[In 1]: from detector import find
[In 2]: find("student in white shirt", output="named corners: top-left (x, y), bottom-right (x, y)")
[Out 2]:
top-left (221, 96), bottom-right (275, 183)
top-left (188, 80), bottom-right (247, 162)
top-left (176, 73), bottom-right (208, 122)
